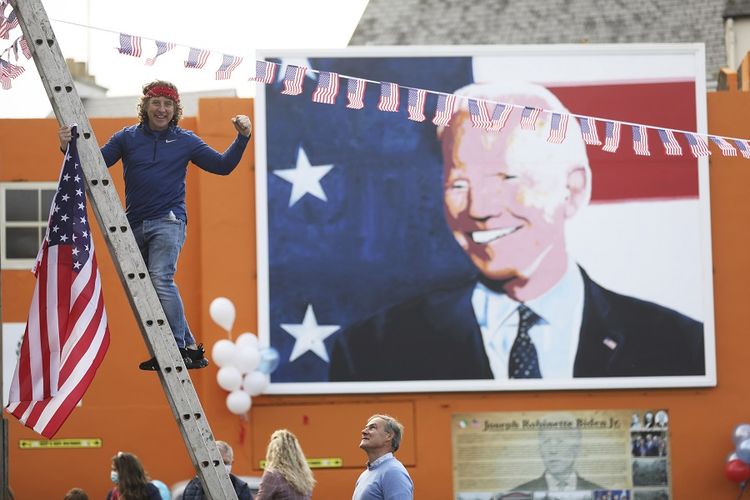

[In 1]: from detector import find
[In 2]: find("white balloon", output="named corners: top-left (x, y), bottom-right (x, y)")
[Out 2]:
top-left (242, 371), bottom-right (270, 396)
top-left (216, 366), bottom-right (242, 392)
top-left (235, 332), bottom-right (259, 350)
top-left (211, 339), bottom-right (237, 368)
top-left (209, 297), bottom-right (236, 332)
top-left (226, 390), bottom-right (252, 415)
top-left (233, 345), bottom-right (261, 374)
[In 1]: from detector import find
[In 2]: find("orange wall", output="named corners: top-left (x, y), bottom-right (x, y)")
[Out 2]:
top-left (2, 94), bottom-right (750, 499)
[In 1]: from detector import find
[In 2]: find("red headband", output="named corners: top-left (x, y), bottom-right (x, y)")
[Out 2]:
top-left (145, 85), bottom-right (180, 102)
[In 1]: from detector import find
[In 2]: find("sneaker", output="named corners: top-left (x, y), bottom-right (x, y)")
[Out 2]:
top-left (180, 346), bottom-right (209, 370)
top-left (139, 356), bottom-right (160, 371)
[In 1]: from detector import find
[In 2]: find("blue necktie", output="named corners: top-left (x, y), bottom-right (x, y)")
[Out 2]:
top-left (508, 305), bottom-right (541, 378)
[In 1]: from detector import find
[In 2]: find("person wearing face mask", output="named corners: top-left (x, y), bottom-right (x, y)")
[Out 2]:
top-left (57, 80), bottom-right (252, 372)
top-left (106, 452), bottom-right (161, 500)
top-left (182, 440), bottom-right (253, 500)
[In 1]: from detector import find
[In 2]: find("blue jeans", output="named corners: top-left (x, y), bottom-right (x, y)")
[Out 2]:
top-left (131, 215), bottom-right (195, 349)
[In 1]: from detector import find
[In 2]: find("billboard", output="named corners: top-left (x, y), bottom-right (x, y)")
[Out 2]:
top-left (255, 45), bottom-right (715, 394)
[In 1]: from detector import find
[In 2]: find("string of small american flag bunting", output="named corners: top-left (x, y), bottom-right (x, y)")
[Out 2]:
top-left (1, 8), bottom-right (748, 159)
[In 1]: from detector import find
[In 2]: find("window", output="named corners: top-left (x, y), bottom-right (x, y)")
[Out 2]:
top-left (1, 183), bottom-right (57, 269)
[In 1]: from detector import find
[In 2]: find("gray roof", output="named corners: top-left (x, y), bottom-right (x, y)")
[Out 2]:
top-left (724, 0), bottom-right (750, 17)
top-left (349, 0), bottom-right (728, 83)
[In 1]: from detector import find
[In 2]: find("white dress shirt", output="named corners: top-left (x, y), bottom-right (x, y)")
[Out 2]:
top-left (472, 260), bottom-right (584, 379)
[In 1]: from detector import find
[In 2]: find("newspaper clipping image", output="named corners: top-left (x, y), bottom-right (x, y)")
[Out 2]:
top-left (452, 410), bottom-right (671, 500)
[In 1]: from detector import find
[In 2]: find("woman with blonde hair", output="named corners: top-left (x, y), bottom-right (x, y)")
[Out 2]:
top-left (256, 429), bottom-right (315, 499)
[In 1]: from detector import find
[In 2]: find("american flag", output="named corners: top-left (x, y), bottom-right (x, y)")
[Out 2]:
top-left (657, 129), bottom-right (682, 156)
top-left (407, 88), bottom-right (427, 122)
top-left (432, 94), bottom-right (456, 127)
top-left (0, 8), bottom-right (17, 40)
top-left (281, 65), bottom-right (307, 96)
top-left (735, 140), bottom-right (750, 159)
top-left (488, 103), bottom-right (513, 132)
top-left (708, 136), bottom-right (738, 157)
top-left (631, 125), bottom-right (650, 156)
top-left (312, 71), bottom-right (339, 105)
top-left (346, 78), bottom-right (366, 109)
top-left (116, 33), bottom-right (142, 58)
top-left (5, 127), bottom-right (110, 439)
top-left (378, 82), bottom-right (400, 112)
top-left (184, 47), bottom-right (210, 69)
top-left (11, 35), bottom-right (31, 61)
top-left (685, 133), bottom-right (711, 157)
top-left (578, 117), bottom-right (601, 145)
top-left (215, 54), bottom-right (243, 80)
top-left (145, 40), bottom-right (176, 66)
top-left (602, 121), bottom-right (621, 153)
top-left (251, 60), bottom-right (277, 84)
top-left (519, 106), bottom-right (541, 130)
top-left (0, 57), bottom-right (24, 90)
top-left (468, 99), bottom-right (491, 129)
top-left (547, 112), bottom-right (569, 144)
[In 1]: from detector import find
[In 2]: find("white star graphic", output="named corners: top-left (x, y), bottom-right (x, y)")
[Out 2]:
top-left (277, 58), bottom-right (316, 82)
top-left (60, 214), bottom-right (69, 222)
top-left (76, 189), bottom-right (82, 197)
top-left (60, 234), bottom-right (68, 242)
top-left (63, 173), bottom-right (70, 181)
top-left (273, 147), bottom-right (334, 207)
top-left (280, 304), bottom-right (339, 363)
top-left (61, 194), bottom-right (70, 202)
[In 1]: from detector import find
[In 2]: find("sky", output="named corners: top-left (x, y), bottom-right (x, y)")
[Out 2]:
top-left (1, 0), bottom-right (369, 118)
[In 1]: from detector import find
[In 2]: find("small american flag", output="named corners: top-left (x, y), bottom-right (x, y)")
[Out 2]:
top-left (685, 133), bottom-right (711, 157)
top-left (215, 54), bottom-right (242, 80)
top-left (708, 136), bottom-right (737, 157)
top-left (11, 35), bottom-right (31, 61)
top-left (378, 82), bottom-right (400, 112)
top-left (602, 121), bottom-right (621, 153)
top-left (407, 88), bottom-right (427, 122)
top-left (0, 57), bottom-right (24, 90)
top-left (0, 8), bottom-right (18, 40)
top-left (657, 129), bottom-right (682, 156)
top-left (251, 60), bottom-right (277, 84)
top-left (468, 99), bottom-right (492, 129)
top-left (631, 125), bottom-right (650, 156)
top-left (519, 106), bottom-right (541, 130)
top-left (5, 126), bottom-right (110, 439)
top-left (432, 94), bottom-right (456, 127)
top-left (578, 117), bottom-right (601, 145)
top-left (488, 103), bottom-right (513, 132)
top-left (547, 113), bottom-right (569, 144)
top-left (346, 78), bottom-right (366, 109)
top-left (145, 40), bottom-right (176, 66)
top-left (735, 140), bottom-right (750, 159)
top-left (184, 47), bottom-right (210, 69)
top-left (312, 71), bottom-right (339, 105)
top-left (281, 65), bottom-right (307, 96)
top-left (116, 33), bottom-right (142, 58)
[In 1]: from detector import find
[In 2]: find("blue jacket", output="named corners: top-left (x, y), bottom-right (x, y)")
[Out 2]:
top-left (101, 122), bottom-right (249, 226)
top-left (182, 474), bottom-right (253, 500)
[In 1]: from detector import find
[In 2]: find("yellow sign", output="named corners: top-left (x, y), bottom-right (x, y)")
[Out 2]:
top-left (20, 438), bottom-right (102, 449)
top-left (259, 457), bottom-right (342, 469)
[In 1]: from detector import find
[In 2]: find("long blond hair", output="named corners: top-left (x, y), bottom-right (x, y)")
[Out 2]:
top-left (265, 429), bottom-right (315, 495)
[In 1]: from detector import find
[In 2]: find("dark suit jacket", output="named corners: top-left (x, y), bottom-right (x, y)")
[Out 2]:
top-left (513, 472), bottom-right (603, 491)
top-left (329, 268), bottom-right (705, 381)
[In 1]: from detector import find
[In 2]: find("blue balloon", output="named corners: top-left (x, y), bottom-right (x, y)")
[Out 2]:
top-left (258, 347), bottom-right (280, 374)
top-left (150, 480), bottom-right (170, 500)
top-left (734, 423), bottom-right (750, 446)
top-left (737, 438), bottom-right (750, 464)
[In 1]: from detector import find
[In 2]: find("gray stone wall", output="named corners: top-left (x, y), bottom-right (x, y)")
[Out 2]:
top-left (350, 0), bottom-right (728, 83)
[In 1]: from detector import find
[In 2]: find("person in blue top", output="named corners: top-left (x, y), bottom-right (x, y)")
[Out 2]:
top-left (58, 80), bottom-right (252, 371)
top-left (353, 414), bottom-right (413, 500)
